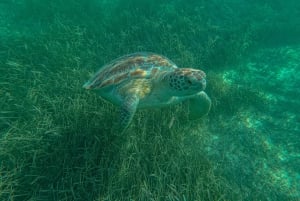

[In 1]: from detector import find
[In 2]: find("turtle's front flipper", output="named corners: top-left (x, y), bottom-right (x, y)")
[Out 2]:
top-left (119, 94), bottom-right (139, 131)
top-left (188, 91), bottom-right (211, 120)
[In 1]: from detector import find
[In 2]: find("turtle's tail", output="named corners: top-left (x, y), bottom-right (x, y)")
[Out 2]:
top-left (82, 81), bottom-right (92, 89)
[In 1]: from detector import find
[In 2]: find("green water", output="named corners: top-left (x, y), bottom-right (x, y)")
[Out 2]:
top-left (0, 0), bottom-right (299, 200)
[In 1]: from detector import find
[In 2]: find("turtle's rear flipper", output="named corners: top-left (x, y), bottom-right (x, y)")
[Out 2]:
top-left (188, 91), bottom-right (211, 120)
top-left (118, 94), bottom-right (139, 132)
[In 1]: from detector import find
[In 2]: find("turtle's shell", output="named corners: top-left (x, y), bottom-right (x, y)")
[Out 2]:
top-left (83, 52), bottom-right (177, 90)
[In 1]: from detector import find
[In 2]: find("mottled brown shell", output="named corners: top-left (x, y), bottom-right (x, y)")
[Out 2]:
top-left (83, 52), bottom-right (177, 90)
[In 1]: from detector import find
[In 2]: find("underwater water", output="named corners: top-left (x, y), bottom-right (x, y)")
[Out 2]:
top-left (0, 0), bottom-right (299, 200)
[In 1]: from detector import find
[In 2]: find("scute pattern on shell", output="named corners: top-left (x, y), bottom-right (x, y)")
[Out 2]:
top-left (84, 52), bottom-right (177, 90)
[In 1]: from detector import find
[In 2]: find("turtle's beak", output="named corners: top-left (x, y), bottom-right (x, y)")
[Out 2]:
top-left (200, 78), bottom-right (206, 90)
top-left (193, 70), bottom-right (206, 91)
top-left (190, 76), bottom-right (206, 91)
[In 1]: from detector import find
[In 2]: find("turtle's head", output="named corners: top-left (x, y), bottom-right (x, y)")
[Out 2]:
top-left (163, 68), bottom-right (207, 96)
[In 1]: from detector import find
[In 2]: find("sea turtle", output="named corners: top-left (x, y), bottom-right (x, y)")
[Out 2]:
top-left (83, 52), bottom-right (211, 131)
